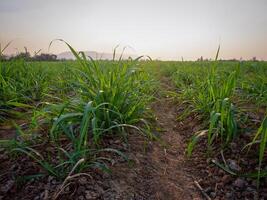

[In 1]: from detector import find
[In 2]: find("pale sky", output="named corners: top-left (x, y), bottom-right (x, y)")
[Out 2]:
top-left (0, 0), bottom-right (267, 60)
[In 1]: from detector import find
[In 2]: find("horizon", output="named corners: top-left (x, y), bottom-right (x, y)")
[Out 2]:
top-left (1, 0), bottom-right (267, 61)
top-left (3, 49), bottom-right (266, 61)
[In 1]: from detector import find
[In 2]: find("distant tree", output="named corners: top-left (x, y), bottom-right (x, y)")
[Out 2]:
top-left (197, 56), bottom-right (203, 61)
top-left (252, 56), bottom-right (257, 61)
top-left (0, 54), bottom-right (8, 61)
top-left (33, 53), bottom-right (57, 61)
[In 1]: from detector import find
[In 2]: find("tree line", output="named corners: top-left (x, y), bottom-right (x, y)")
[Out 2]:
top-left (0, 51), bottom-right (57, 61)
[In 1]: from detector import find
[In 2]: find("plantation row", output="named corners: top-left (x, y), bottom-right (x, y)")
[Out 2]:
top-left (0, 43), bottom-right (155, 182)
top-left (148, 56), bottom-right (267, 188)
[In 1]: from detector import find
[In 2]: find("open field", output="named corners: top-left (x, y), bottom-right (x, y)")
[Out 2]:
top-left (0, 46), bottom-right (267, 199)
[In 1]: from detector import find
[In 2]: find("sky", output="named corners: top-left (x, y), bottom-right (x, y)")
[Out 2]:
top-left (0, 0), bottom-right (267, 60)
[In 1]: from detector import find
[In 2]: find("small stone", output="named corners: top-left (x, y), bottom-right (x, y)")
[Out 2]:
top-left (77, 186), bottom-right (86, 194)
top-left (210, 192), bottom-right (216, 198)
top-left (94, 184), bottom-right (104, 194)
top-left (206, 158), bottom-right (211, 164)
top-left (44, 189), bottom-right (49, 200)
top-left (64, 186), bottom-right (70, 192)
top-left (216, 183), bottom-right (223, 189)
top-left (241, 159), bottom-right (249, 165)
top-left (246, 187), bottom-right (254, 192)
top-left (204, 187), bottom-right (212, 194)
top-left (0, 179), bottom-right (14, 193)
top-left (218, 169), bottom-right (224, 176)
top-left (113, 139), bottom-right (120, 144)
top-left (233, 178), bottom-right (246, 189)
top-left (228, 159), bottom-right (241, 172)
top-left (48, 176), bottom-right (53, 182)
top-left (102, 172), bottom-right (110, 179)
top-left (230, 142), bottom-right (237, 150)
top-left (79, 177), bottom-right (88, 185)
top-left (85, 190), bottom-right (99, 200)
top-left (222, 175), bottom-right (232, 185)
top-left (34, 196), bottom-right (40, 200)
top-left (0, 153), bottom-right (8, 161)
top-left (40, 189), bottom-right (49, 200)
top-left (122, 143), bottom-right (127, 149)
top-left (78, 195), bottom-right (85, 200)
top-left (225, 192), bottom-right (232, 199)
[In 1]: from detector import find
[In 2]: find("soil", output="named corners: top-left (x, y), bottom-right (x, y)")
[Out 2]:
top-left (0, 77), bottom-right (266, 200)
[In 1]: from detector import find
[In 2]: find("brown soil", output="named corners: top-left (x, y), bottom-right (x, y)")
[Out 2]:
top-left (98, 92), bottom-right (202, 199)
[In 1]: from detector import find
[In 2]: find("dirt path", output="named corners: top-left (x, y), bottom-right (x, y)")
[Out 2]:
top-left (146, 96), bottom-right (201, 199)
top-left (102, 78), bottom-right (202, 199)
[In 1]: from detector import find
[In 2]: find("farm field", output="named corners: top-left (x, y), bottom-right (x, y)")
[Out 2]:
top-left (0, 44), bottom-right (267, 199)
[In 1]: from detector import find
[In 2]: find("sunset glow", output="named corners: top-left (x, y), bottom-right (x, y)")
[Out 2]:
top-left (1, 0), bottom-right (267, 60)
